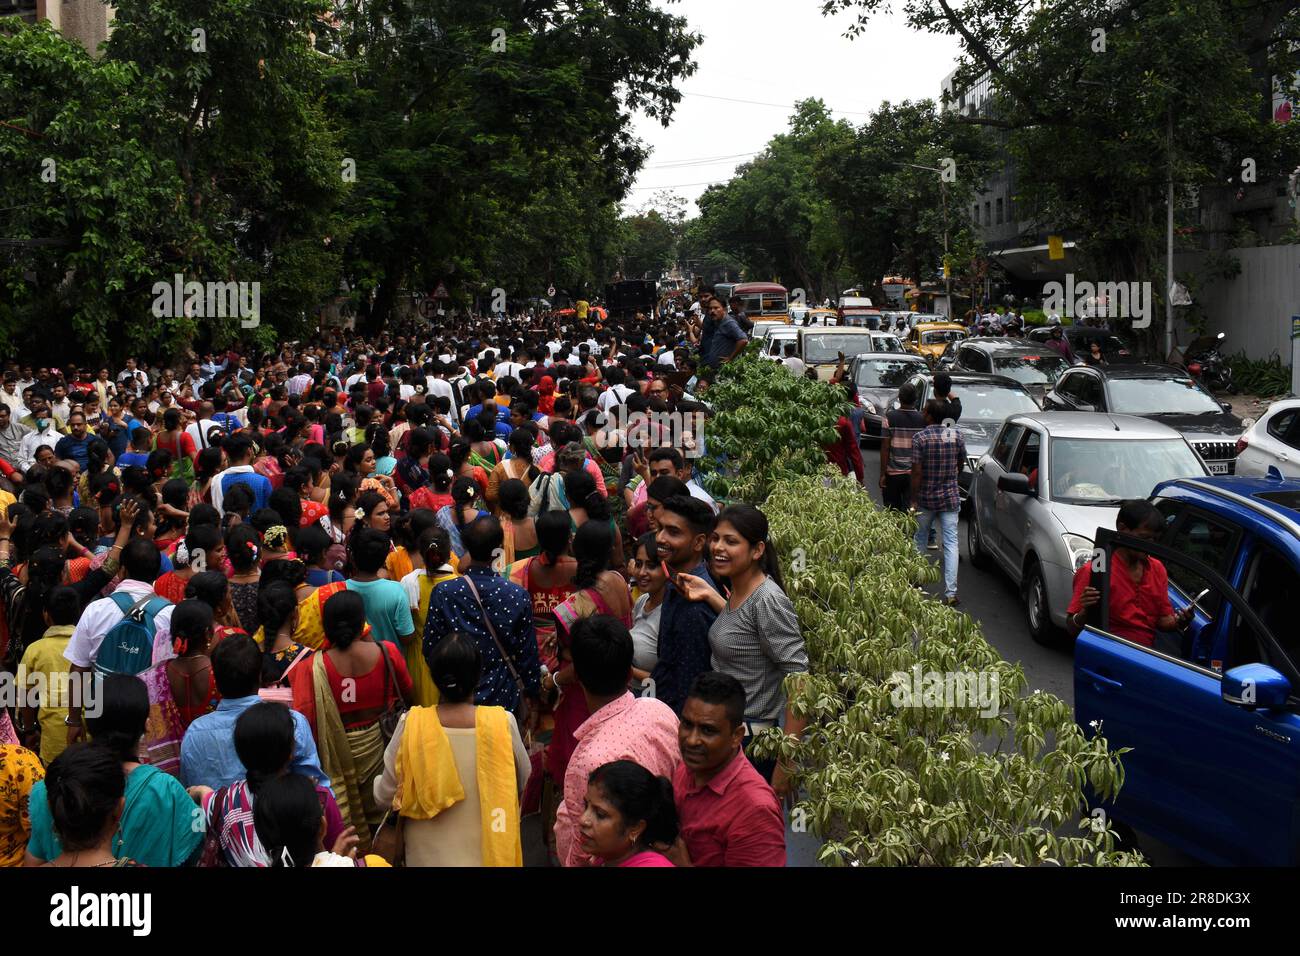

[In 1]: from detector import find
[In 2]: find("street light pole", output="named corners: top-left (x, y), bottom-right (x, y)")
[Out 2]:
top-left (1166, 105), bottom-right (1175, 362)
top-left (894, 161), bottom-right (951, 316)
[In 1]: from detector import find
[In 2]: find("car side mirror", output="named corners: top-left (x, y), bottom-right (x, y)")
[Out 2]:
top-left (1222, 663), bottom-right (1291, 711)
top-left (997, 473), bottom-right (1032, 495)
top-left (1220, 402), bottom-right (1232, 413)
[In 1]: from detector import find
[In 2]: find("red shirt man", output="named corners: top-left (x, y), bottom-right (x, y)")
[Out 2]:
top-left (657, 672), bottom-right (785, 867)
top-left (1066, 499), bottom-right (1192, 646)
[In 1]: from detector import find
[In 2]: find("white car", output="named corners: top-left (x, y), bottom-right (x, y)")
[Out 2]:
top-left (1235, 398), bottom-right (1299, 477)
top-left (761, 327), bottom-right (798, 361)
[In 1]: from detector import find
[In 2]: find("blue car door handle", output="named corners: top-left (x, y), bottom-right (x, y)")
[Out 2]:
top-left (1079, 667), bottom-right (1123, 690)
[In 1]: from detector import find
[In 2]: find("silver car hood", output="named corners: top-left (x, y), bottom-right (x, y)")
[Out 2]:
top-left (1046, 501), bottom-right (1121, 542)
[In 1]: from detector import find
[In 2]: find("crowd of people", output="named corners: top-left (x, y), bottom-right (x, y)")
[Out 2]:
top-left (0, 301), bottom-right (811, 869)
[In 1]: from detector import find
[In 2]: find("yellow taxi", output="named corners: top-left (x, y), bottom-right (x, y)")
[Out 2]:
top-left (906, 322), bottom-right (967, 364)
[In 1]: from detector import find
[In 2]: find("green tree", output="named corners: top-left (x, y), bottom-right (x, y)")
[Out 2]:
top-left (324, 0), bottom-right (700, 331)
top-left (823, 0), bottom-right (1300, 337)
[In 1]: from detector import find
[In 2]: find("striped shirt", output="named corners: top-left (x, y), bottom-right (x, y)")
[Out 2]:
top-left (708, 577), bottom-right (807, 722)
top-left (913, 423), bottom-right (967, 512)
top-left (882, 408), bottom-right (925, 476)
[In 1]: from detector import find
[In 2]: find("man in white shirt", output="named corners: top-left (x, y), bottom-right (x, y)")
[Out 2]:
top-left (117, 357), bottom-right (150, 391)
top-left (0, 375), bottom-right (28, 418)
top-left (425, 363), bottom-right (459, 424)
top-left (781, 342), bottom-right (807, 377)
top-left (64, 541), bottom-right (176, 714)
top-left (596, 368), bottom-right (636, 414)
top-left (493, 349), bottom-right (525, 381)
top-left (185, 402), bottom-right (221, 451)
top-left (547, 337), bottom-right (565, 357)
top-left (50, 384), bottom-right (71, 423)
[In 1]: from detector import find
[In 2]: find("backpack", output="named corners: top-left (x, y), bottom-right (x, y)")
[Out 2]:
top-left (527, 472), bottom-right (569, 517)
top-left (95, 593), bottom-right (169, 676)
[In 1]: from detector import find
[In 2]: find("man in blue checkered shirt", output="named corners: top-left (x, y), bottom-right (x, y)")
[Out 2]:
top-left (910, 398), bottom-right (966, 605)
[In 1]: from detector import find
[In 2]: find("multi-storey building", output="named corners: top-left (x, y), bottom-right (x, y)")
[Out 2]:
top-left (0, 0), bottom-right (114, 55)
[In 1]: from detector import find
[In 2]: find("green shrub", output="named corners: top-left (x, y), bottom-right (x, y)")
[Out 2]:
top-left (1228, 352), bottom-right (1292, 397)
top-left (698, 350), bottom-right (847, 502)
top-left (752, 476), bottom-right (1143, 866)
top-left (703, 351), bottom-right (1143, 866)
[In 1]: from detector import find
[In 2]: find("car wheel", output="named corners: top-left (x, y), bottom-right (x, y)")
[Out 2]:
top-left (1023, 559), bottom-right (1061, 646)
top-left (967, 505), bottom-right (991, 570)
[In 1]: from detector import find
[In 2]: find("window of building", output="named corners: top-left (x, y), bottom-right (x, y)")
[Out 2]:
top-left (983, 202), bottom-right (990, 225)
top-left (996, 198), bottom-right (1004, 224)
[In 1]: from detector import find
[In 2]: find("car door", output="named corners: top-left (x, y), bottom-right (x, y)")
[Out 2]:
top-left (1076, 371), bottom-right (1106, 412)
top-left (975, 421), bottom-right (1024, 567)
top-left (1043, 370), bottom-right (1080, 410)
top-left (1254, 407), bottom-right (1300, 475)
top-left (1075, 529), bottom-right (1300, 865)
top-left (993, 425), bottom-right (1042, 563)
top-left (1151, 498), bottom-right (1245, 668)
top-left (961, 346), bottom-right (991, 373)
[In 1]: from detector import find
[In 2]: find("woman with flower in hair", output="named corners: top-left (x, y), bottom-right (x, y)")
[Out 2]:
top-left (153, 524), bottom-right (225, 604)
top-left (225, 524), bottom-right (263, 635)
top-left (408, 452), bottom-right (456, 514)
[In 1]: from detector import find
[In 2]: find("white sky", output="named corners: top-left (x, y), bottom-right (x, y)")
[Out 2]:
top-left (627, 0), bottom-right (963, 215)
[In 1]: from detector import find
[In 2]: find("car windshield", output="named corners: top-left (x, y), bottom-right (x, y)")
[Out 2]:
top-left (855, 358), bottom-right (925, 388)
top-left (1049, 437), bottom-right (1204, 504)
top-left (1108, 377), bottom-right (1223, 415)
top-left (957, 383), bottom-right (1040, 421)
top-left (871, 335), bottom-right (904, 353)
top-left (992, 353), bottom-right (1069, 386)
top-left (921, 330), bottom-right (964, 345)
top-left (803, 333), bottom-right (876, 363)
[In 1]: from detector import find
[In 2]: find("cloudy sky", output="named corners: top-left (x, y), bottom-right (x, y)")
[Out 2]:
top-left (627, 0), bottom-right (964, 215)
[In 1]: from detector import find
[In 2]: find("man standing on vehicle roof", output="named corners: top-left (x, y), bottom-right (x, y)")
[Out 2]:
top-left (1067, 500), bottom-right (1193, 645)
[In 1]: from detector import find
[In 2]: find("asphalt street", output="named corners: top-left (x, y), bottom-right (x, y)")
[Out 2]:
top-left (858, 442), bottom-right (1198, 867)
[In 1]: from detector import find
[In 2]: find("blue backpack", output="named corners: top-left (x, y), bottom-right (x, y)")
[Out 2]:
top-left (95, 593), bottom-right (170, 676)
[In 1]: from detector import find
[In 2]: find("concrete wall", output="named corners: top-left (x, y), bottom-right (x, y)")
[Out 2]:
top-left (1174, 244), bottom-right (1300, 363)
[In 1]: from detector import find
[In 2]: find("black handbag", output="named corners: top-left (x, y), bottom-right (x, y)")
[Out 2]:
top-left (377, 642), bottom-right (409, 742)
top-left (463, 575), bottom-right (530, 728)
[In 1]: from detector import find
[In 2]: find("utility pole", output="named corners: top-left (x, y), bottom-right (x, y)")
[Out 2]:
top-left (894, 161), bottom-right (951, 316)
top-left (1166, 105), bottom-right (1175, 362)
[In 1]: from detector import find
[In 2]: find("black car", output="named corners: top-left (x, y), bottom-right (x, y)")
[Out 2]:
top-left (1041, 363), bottom-right (1244, 473)
top-left (1026, 325), bottom-right (1138, 363)
top-left (891, 371), bottom-right (1041, 499)
top-left (935, 337), bottom-right (1069, 403)
top-left (848, 352), bottom-right (929, 441)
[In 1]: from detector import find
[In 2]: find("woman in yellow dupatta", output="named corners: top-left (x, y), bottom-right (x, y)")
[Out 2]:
top-left (399, 527), bottom-right (459, 707)
top-left (290, 591), bottom-right (412, 852)
top-left (372, 634), bottom-right (530, 866)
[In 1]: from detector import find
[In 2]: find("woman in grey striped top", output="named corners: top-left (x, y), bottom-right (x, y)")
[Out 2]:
top-left (673, 504), bottom-right (808, 798)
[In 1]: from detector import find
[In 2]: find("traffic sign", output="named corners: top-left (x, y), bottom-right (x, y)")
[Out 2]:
top-left (418, 298), bottom-right (437, 319)
top-left (1047, 235), bottom-right (1064, 260)
top-left (547, 285), bottom-right (556, 297)
top-left (431, 282), bottom-right (450, 300)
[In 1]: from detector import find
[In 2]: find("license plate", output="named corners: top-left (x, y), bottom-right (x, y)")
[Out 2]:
top-left (1208, 461), bottom-right (1230, 475)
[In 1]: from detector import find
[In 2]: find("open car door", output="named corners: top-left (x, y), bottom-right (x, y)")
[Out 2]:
top-left (1074, 528), bottom-right (1300, 865)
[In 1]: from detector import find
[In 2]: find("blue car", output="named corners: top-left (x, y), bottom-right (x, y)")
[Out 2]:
top-left (1074, 472), bottom-right (1300, 865)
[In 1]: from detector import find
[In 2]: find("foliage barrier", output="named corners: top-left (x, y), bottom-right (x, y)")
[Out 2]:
top-left (708, 354), bottom-right (1144, 866)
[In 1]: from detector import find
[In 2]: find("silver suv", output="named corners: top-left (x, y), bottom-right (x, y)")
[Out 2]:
top-left (967, 412), bottom-right (1208, 644)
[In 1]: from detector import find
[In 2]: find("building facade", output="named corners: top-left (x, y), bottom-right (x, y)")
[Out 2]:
top-left (1, 0), bottom-right (113, 55)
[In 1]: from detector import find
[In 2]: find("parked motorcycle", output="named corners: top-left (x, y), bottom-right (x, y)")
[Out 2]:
top-left (1175, 331), bottom-right (1237, 394)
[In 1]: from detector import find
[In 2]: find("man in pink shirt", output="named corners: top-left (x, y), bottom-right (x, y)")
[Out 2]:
top-left (554, 615), bottom-right (680, 867)
top-left (655, 672), bottom-right (786, 867)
